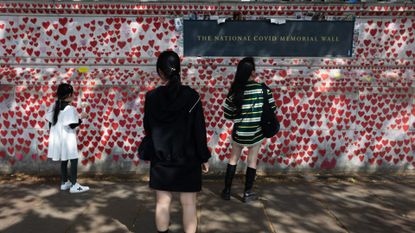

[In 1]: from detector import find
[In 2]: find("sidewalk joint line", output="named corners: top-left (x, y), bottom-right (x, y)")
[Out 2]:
top-left (259, 198), bottom-right (278, 233)
top-left (309, 185), bottom-right (350, 233)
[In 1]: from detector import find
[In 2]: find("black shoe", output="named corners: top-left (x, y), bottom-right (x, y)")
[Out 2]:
top-left (221, 188), bottom-right (231, 200)
top-left (242, 190), bottom-right (258, 203)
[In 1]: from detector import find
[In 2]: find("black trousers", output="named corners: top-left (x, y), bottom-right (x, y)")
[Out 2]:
top-left (61, 159), bottom-right (78, 184)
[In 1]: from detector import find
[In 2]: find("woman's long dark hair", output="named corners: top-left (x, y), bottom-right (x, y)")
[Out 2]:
top-left (52, 83), bottom-right (74, 125)
top-left (227, 57), bottom-right (255, 116)
top-left (156, 50), bottom-right (181, 98)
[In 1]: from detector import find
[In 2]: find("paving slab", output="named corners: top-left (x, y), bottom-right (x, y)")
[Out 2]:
top-left (198, 183), bottom-right (273, 233)
top-left (0, 178), bottom-right (414, 233)
top-left (360, 182), bottom-right (415, 220)
top-left (0, 183), bottom-right (82, 233)
top-left (260, 183), bottom-right (347, 233)
top-left (311, 182), bottom-right (415, 233)
top-left (64, 181), bottom-right (146, 233)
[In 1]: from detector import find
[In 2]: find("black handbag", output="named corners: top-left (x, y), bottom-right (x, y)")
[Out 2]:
top-left (260, 84), bottom-right (279, 138)
top-left (138, 134), bottom-right (154, 161)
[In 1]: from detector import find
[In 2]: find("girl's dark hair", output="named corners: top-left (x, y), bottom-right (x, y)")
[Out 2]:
top-left (227, 57), bottom-right (255, 116)
top-left (156, 50), bottom-right (181, 98)
top-left (52, 83), bottom-right (74, 125)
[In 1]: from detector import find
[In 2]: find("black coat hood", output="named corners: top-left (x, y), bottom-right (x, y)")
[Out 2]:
top-left (147, 85), bottom-right (200, 123)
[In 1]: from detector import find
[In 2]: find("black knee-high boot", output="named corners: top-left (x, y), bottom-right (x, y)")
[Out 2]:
top-left (243, 167), bottom-right (257, 203)
top-left (221, 164), bottom-right (237, 200)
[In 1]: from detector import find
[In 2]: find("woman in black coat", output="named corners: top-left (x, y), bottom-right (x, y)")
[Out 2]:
top-left (143, 50), bottom-right (211, 233)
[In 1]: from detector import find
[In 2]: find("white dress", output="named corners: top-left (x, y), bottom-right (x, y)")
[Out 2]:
top-left (46, 105), bottom-right (80, 161)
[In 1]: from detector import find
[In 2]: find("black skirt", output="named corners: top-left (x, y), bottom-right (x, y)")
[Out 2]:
top-left (149, 162), bottom-right (202, 192)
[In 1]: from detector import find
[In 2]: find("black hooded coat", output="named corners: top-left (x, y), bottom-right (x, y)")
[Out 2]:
top-left (143, 85), bottom-right (211, 192)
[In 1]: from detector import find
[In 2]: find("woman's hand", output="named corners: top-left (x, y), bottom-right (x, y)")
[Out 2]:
top-left (202, 162), bottom-right (209, 173)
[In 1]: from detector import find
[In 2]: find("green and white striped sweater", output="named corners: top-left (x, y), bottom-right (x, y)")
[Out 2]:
top-left (223, 81), bottom-right (277, 146)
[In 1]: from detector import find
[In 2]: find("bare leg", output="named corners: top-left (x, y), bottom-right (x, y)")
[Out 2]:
top-left (247, 142), bottom-right (262, 169)
top-left (229, 142), bottom-right (243, 165)
top-left (155, 190), bottom-right (172, 232)
top-left (180, 192), bottom-right (197, 233)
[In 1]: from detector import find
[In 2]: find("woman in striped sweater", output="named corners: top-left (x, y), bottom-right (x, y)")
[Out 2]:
top-left (222, 57), bottom-right (276, 202)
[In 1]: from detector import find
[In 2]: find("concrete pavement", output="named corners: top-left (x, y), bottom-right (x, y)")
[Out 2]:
top-left (0, 175), bottom-right (414, 233)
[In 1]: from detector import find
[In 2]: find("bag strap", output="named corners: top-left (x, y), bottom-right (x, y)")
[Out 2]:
top-left (261, 83), bottom-right (269, 107)
top-left (189, 96), bottom-right (200, 113)
top-left (239, 98), bottom-right (256, 121)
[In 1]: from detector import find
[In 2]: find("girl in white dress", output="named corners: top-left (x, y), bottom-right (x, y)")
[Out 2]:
top-left (46, 83), bottom-right (89, 193)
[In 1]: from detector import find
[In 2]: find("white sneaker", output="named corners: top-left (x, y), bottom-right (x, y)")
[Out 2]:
top-left (60, 181), bottom-right (72, 191)
top-left (69, 183), bottom-right (90, 193)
